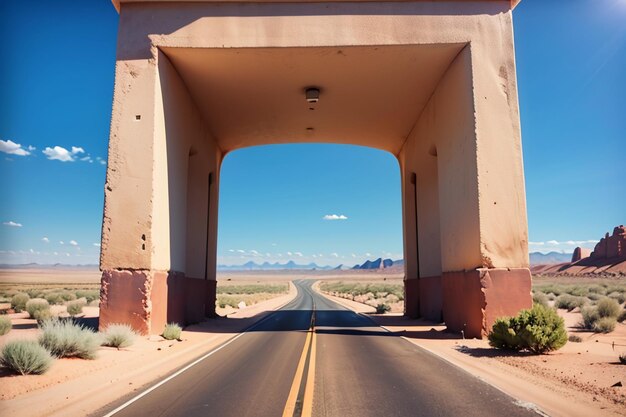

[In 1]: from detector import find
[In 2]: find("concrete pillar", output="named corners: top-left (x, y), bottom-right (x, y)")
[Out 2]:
top-left (99, 34), bottom-right (221, 334)
top-left (400, 42), bottom-right (532, 337)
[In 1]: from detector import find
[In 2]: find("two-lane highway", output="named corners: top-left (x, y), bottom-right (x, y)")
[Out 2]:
top-left (102, 280), bottom-right (540, 417)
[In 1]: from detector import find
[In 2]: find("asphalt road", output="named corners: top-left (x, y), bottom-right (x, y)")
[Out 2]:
top-left (103, 280), bottom-right (539, 417)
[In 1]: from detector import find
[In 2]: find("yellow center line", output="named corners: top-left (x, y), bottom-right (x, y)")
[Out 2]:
top-left (301, 329), bottom-right (316, 417)
top-left (282, 329), bottom-right (313, 417)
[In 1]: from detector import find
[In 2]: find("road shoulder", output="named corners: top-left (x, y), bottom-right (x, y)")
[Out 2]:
top-left (313, 282), bottom-right (626, 417)
top-left (0, 283), bottom-right (298, 417)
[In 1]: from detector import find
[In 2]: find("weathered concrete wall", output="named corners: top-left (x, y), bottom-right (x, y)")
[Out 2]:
top-left (399, 15), bottom-right (531, 335)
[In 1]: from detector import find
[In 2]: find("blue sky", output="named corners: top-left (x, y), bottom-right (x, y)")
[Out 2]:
top-left (0, 0), bottom-right (624, 266)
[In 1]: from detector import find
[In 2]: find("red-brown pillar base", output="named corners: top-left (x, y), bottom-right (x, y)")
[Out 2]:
top-left (100, 269), bottom-right (217, 335)
top-left (404, 279), bottom-right (419, 318)
top-left (419, 275), bottom-right (443, 322)
top-left (441, 268), bottom-right (532, 338)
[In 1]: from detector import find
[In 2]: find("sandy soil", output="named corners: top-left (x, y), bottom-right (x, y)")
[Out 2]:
top-left (0, 268), bottom-right (101, 285)
top-left (0, 282), bottom-right (297, 417)
top-left (318, 286), bottom-right (626, 417)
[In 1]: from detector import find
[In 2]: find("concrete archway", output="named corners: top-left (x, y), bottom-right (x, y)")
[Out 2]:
top-left (99, 0), bottom-right (531, 338)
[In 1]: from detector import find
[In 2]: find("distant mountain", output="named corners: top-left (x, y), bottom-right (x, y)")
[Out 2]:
top-left (352, 258), bottom-right (396, 270)
top-left (217, 260), bottom-right (335, 271)
top-left (529, 252), bottom-right (573, 266)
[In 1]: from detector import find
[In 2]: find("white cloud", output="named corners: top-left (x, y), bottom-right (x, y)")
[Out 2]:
top-left (236, 249), bottom-right (245, 253)
top-left (2, 220), bottom-right (22, 227)
top-left (365, 252), bottom-right (371, 257)
top-left (330, 252), bottom-right (339, 258)
top-left (228, 249), bottom-right (235, 253)
top-left (42, 145), bottom-right (88, 162)
top-left (546, 240), bottom-right (559, 245)
top-left (0, 139), bottom-right (32, 156)
top-left (93, 243), bottom-right (100, 247)
top-left (351, 253), bottom-right (357, 258)
top-left (323, 214), bottom-right (348, 221)
top-left (3, 221), bottom-right (22, 227)
top-left (287, 251), bottom-right (293, 256)
top-left (294, 252), bottom-right (303, 257)
top-left (59, 241), bottom-right (64, 245)
top-left (69, 240), bottom-right (78, 246)
top-left (42, 237), bottom-right (50, 243)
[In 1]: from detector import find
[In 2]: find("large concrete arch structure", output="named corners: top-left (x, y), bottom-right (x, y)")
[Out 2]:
top-left (100, 0), bottom-right (531, 338)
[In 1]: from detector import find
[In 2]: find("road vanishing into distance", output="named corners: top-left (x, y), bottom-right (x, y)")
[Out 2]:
top-left (102, 280), bottom-right (539, 417)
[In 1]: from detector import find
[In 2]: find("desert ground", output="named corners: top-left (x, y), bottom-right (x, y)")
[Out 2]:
top-left (1, 268), bottom-right (625, 416)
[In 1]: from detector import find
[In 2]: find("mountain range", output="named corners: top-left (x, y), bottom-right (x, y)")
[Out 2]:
top-left (217, 258), bottom-right (404, 271)
top-left (528, 251), bottom-right (573, 266)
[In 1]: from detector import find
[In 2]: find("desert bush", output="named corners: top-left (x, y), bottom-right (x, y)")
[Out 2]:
top-left (619, 353), bottom-right (626, 365)
top-left (45, 293), bottom-right (65, 305)
top-left (375, 303), bottom-right (391, 314)
top-left (11, 293), bottom-right (30, 313)
top-left (568, 334), bottom-right (582, 343)
top-left (25, 298), bottom-right (50, 320)
top-left (618, 309), bottom-right (626, 323)
top-left (75, 290), bottom-right (100, 303)
top-left (587, 293), bottom-right (603, 301)
top-left (0, 315), bottom-right (12, 335)
top-left (60, 291), bottom-right (76, 302)
top-left (587, 285), bottom-right (607, 295)
top-left (66, 300), bottom-right (85, 317)
top-left (101, 324), bottom-right (137, 349)
top-left (567, 286), bottom-right (589, 297)
top-left (217, 284), bottom-right (288, 295)
top-left (35, 309), bottom-right (53, 324)
top-left (39, 319), bottom-right (100, 359)
top-left (0, 340), bottom-right (53, 375)
top-left (162, 323), bottom-right (182, 340)
top-left (555, 294), bottom-right (586, 311)
top-left (532, 292), bottom-right (549, 308)
top-left (26, 289), bottom-right (45, 299)
top-left (488, 304), bottom-right (567, 354)
top-left (607, 291), bottom-right (626, 305)
top-left (581, 306), bottom-right (600, 330)
top-left (593, 317), bottom-right (617, 333)
top-left (596, 298), bottom-right (621, 318)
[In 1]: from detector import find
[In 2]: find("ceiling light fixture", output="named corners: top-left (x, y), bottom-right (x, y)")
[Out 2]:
top-left (305, 87), bottom-right (320, 103)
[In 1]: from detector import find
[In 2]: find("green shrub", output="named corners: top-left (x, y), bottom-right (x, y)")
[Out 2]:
top-left (555, 294), bottom-right (586, 311)
top-left (11, 293), bottom-right (30, 313)
top-left (607, 291), bottom-right (626, 305)
top-left (25, 298), bottom-right (50, 320)
top-left (0, 315), bottom-right (12, 335)
top-left (35, 309), bottom-right (53, 324)
top-left (39, 319), bottom-right (100, 359)
top-left (45, 293), bottom-right (65, 305)
top-left (75, 290), bottom-right (100, 303)
top-left (101, 324), bottom-right (137, 349)
top-left (581, 306), bottom-right (600, 330)
top-left (26, 289), bottom-right (45, 299)
top-left (488, 304), bottom-right (567, 354)
top-left (375, 303), bottom-right (391, 314)
top-left (66, 300), bottom-right (85, 317)
top-left (162, 323), bottom-right (182, 340)
top-left (568, 334), bottom-right (582, 343)
top-left (593, 317), bottom-right (617, 333)
top-left (596, 298), bottom-right (621, 318)
top-left (60, 291), bottom-right (76, 302)
top-left (532, 292), bottom-right (549, 308)
top-left (0, 340), bottom-right (53, 375)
